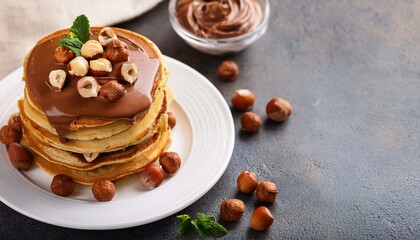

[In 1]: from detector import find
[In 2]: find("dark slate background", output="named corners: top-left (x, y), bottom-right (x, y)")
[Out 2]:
top-left (1, 1), bottom-right (419, 239)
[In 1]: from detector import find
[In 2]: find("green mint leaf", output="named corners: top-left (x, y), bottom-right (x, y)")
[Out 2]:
top-left (70, 14), bottom-right (90, 43)
top-left (195, 213), bottom-right (228, 237)
top-left (177, 214), bottom-right (193, 236)
top-left (58, 36), bottom-right (83, 56)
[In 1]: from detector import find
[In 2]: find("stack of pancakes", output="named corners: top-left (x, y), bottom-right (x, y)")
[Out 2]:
top-left (19, 28), bottom-right (171, 184)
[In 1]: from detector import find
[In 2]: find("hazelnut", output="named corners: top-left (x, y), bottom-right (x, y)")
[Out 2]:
top-left (167, 112), bottom-right (176, 129)
top-left (249, 206), bottom-right (274, 231)
top-left (0, 125), bottom-right (22, 145)
top-left (240, 112), bottom-right (262, 133)
top-left (220, 199), bottom-right (245, 221)
top-left (50, 174), bottom-right (75, 197)
top-left (118, 62), bottom-right (138, 84)
top-left (8, 113), bottom-right (22, 133)
top-left (99, 80), bottom-right (126, 102)
top-left (48, 69), bottom-right (67, 91)
top-left (67, 56), bottom-right (89, 77)
top-left (77, 76), bottom-right (100, 98)
top-left (256, 181), bottom-right (278, 203)
top-left (81, 40), bottom-right (104, 60)
top-left (139, 165), bottom-right (164, 188)
top-left (237, 170), bottom-right (258, 193)
top-left (98, 27), bottom-right (118, 46)
top-left (90, 58), bottom-right (112, 76)
top-left (159, 152), bottom-right (181, 174)
top-left (218, 60), bottom-right (239, 81)
top-left (83, 152), bottom-right (99, 162)
top-left (104, 39), bottom-right (129, 62)
top-left (266, 97), bottom-right (292, 122)
top-left (231, 89), bottom-right (255, 111)
top-left (92, 179), bottom-right (116, 202)
top-left (7, 143), bottom-right (33, 170)
top-left (54, 46), bottom-right (75, 63)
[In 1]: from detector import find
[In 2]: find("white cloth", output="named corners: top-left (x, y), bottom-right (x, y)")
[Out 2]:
top-left (0, 0), bottom-right (163, 79)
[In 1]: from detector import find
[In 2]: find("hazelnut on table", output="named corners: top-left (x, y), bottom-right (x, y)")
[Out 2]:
top-left (249, 206), bottom-right (274, 231)
top-left (220, 199), bottom-right (245, 221)
top-left (256, 181), bottom-right (278, 203)
top-left (237, 170), bottom-right (258, 193)
top-left (218, 60), bottom-right (239, 81)
top-left (240, 112), bottom-right (262, 133)
top-left (266, 97), bottom-right (293, 122)
top-left (231, 89), bottom-right (255, 111)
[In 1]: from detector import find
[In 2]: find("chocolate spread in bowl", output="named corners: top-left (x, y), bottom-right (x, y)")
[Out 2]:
top-left (25, 28), bottom-right (160, 137)
top-left (176, 0), bottom-right (263, 39)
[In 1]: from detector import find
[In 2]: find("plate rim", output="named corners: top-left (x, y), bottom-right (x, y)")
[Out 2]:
top-left (0, 55), bottom-right (235, 229)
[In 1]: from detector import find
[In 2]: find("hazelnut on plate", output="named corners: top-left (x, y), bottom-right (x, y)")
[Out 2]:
top-left (0, 125), bottom-right (22, 145)
top-left (92, 179), bottom-right (116, 202)
top-left (159, 152), bottom-right (181, 174)
top-left (50, 174), bottom-right (75, 197)
top-left (139, 165), bottom-right (164, 188)
top-left (7, 143), bottom-right (33, 170)
top-left (220, 199), bottom-right (245, 221)
top-left (218, 60), bottom-right (239, 81)
top-left (167, 112), bottom-right (176, 129)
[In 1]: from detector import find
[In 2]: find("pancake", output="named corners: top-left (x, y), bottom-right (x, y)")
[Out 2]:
top-left (20, 26), bottom-right (172, 184)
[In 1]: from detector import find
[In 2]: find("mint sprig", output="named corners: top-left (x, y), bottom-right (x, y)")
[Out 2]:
top-left (177, 213), bottom-right (228, 238)
top-left (58, 14), bottom-right (90, 56)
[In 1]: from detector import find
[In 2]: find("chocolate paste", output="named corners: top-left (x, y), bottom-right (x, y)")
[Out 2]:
top-left (25, 29), bottom-right (160, 137)
top-left (176, 0), bottom-right (263, 38)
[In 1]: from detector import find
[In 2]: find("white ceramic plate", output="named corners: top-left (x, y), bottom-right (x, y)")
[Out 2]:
top-left (0, 56), bottom-right (234, 230)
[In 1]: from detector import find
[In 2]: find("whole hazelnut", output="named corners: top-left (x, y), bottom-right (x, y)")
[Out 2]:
top-left (237, 170), bottom-right (258, 193)
top-left (8, 113), bottom-right (23, 133)
top-left (167, 112), bottom-right (176, 129)
top-left (231, 89), bottom-right (255, 111)
top-left (92, 179), bottom-right (116, 202)
top-left (240, 112), bottom-right (262, 133)
top-left (220, 199), bottom-right (245, 221)
top-left (218, 60), bottom-right (239, 81)
top-left (67, 56), bottom-right (89, 77)
top-left (7, 143), bottom-right (33, 170)
top-left (81, 40), bottom-right (104, 60)
top-left (249, 206), bottom-right (274, 231)
top-left (99, 80), bottom-right (126, 102)
top-left (54, 46), bottom-right (75, 63)
top-left (159, 152), bottom-right (181, 174)
top-left (256, 181), bottom-right (278, 203)
top-left (50, 174), bottom-right (75, 197)
top-left (105, 39), bottom-right (129, 62)
top-left (139, 165), bottom-right (164, 188)
top-left (266, 97), bottom-right (292, 122)
top-left (1, 125), bottom-right (22, 145)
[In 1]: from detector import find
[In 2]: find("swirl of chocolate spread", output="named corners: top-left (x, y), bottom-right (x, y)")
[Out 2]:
top-left (176, 0), bottom-right (263, 38)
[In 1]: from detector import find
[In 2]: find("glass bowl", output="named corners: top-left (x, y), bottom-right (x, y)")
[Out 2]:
top-left (168, 0), bottom-right (270, 55)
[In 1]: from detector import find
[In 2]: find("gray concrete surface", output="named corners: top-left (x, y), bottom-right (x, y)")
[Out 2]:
top-left (1, 1), bottom-right (419, 239)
